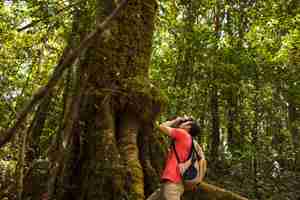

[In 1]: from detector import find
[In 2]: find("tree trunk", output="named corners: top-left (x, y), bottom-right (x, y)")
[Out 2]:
top-left (288, 99), bottom-right (300, 170)
top-left (252, 69), bottom-right (261, 200)
top-left (48, 0), bottom-right (161, 199)
top-left (210, 83), bottom-right (220, 166)
top-left (210, 1), bottom-right (221, 167)
top-left (227, 88), bottom-right (239, 155)
top-left (26, 93), bottom-right (52, 162)
top-left (184, 182), bottom-right (248, 200)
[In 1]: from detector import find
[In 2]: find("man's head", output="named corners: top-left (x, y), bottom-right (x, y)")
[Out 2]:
top-left (178, 120), bottom-right (200, 137)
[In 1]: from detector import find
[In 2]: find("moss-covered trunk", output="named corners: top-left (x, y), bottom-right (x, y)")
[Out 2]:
top-left (48, 0), bottom-right (163, 199)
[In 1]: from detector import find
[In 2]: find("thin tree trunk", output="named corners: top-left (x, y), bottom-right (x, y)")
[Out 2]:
top-left (210, 82), bottom-right (220, 165)
top-left (26, 93), bottom-right (52, 162)
top-left (227, 88), bottom-right (238, 154)
top-left (210, 1), bottom-right (221, 167)
top-left (252, 100), bottom-right (259, 199)
top-left (288, 99), bottom-right (300, 170)
top-left (16, 126), bottom-right (27, 200)
top-left (252, 67), bottom-right (261, 200)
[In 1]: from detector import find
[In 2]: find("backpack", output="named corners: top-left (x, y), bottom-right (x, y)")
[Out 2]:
top-left (172, 139), bottom-right (207, 189)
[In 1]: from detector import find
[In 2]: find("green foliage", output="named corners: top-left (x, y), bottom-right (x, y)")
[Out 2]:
top-left (151, 0), bottom-right (300, 199)
top-left (0, 1), bottom-right (72, 194)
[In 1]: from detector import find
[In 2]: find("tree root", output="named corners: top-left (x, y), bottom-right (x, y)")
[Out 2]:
top-left (184, 181), bottom-right (249, 200)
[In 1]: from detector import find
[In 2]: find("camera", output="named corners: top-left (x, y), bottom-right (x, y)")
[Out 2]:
top-left (172, 116), bottom-right (194, 128)
top-left (180, 117), bottom-right (193, 123)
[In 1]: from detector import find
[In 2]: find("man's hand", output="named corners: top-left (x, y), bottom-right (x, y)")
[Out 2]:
top-left (162, 117), bottom-right (186, 127)
top-left (158, 116), bottom-right (189, 136)
top-left (159, 118), bottom-right (179, 136)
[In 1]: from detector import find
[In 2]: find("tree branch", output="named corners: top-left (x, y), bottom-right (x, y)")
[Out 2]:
top-left (17, 0), bottom-right (85, 32)
top-left (0, 0), bottom-right (129, 148)
top-left (195, 182), bottom-right (249, 200)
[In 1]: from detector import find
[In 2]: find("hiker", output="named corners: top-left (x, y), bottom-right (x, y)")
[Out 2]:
top-left (146, 116), bottom-right (204, 200)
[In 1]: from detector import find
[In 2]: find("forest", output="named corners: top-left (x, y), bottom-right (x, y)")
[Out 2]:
top-left (0, 0), bottom-right (299, 199)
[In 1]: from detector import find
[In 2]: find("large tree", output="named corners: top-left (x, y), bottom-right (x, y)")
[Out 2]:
top-left (44, 0), bottom-right (162, 199)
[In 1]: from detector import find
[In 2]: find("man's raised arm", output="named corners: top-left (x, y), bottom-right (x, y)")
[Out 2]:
top-left (159, 117), bottom-right (184, 136)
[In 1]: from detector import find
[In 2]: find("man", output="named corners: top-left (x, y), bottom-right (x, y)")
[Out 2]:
top-left (146, 117), bottom-right (202, 200)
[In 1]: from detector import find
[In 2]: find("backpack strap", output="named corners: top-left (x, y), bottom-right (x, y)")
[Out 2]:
top-left (171, 140), bottom-right (181, 163)
top-left (171, 137), bottom-right (193, 163)
top-left (193, 140), bottom-right (203, 160)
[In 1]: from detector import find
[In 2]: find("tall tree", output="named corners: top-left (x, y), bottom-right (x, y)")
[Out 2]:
top-left (47, 0), bottom-right (161, 199)
top-left (209, 1), bottom-right (222, 166)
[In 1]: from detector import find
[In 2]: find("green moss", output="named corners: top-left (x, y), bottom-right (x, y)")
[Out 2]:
top-left (127, 159), bottom-right (145, 200)
top-left (116, 76), bottom-right (168, 121)
top-left (92, 75), bottom-right (168, 122)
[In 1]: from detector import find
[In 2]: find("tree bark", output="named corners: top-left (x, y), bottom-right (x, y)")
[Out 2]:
top-left (118, 112), bottom-right (144, 199)
top-left (26, 93), bottom-right (52, 162)
top-left (210, 82), bottom-right (220, 166)
top-left (47, 0), bottom-right (160, 199)
top-left (210, 1), bottom-right (221, 167)
top-left (288, 99), bottom-right (300, 170)
top-left (227, 88), bottom-right (238, 155)
top-left (184, 182), bottom-right (248, 200)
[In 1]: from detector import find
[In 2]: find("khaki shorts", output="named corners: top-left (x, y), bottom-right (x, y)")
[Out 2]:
top-left (146, 181), bottom-right (184, 200)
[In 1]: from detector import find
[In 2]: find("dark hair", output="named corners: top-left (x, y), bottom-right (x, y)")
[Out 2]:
top-left (176, 118), bottom-right (200, 137)
top-left (188, 121), bottom-right (200, 137)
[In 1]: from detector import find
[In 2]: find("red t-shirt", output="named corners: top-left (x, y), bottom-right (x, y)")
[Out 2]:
top-left (161, 128), bottom-right (192, 183)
